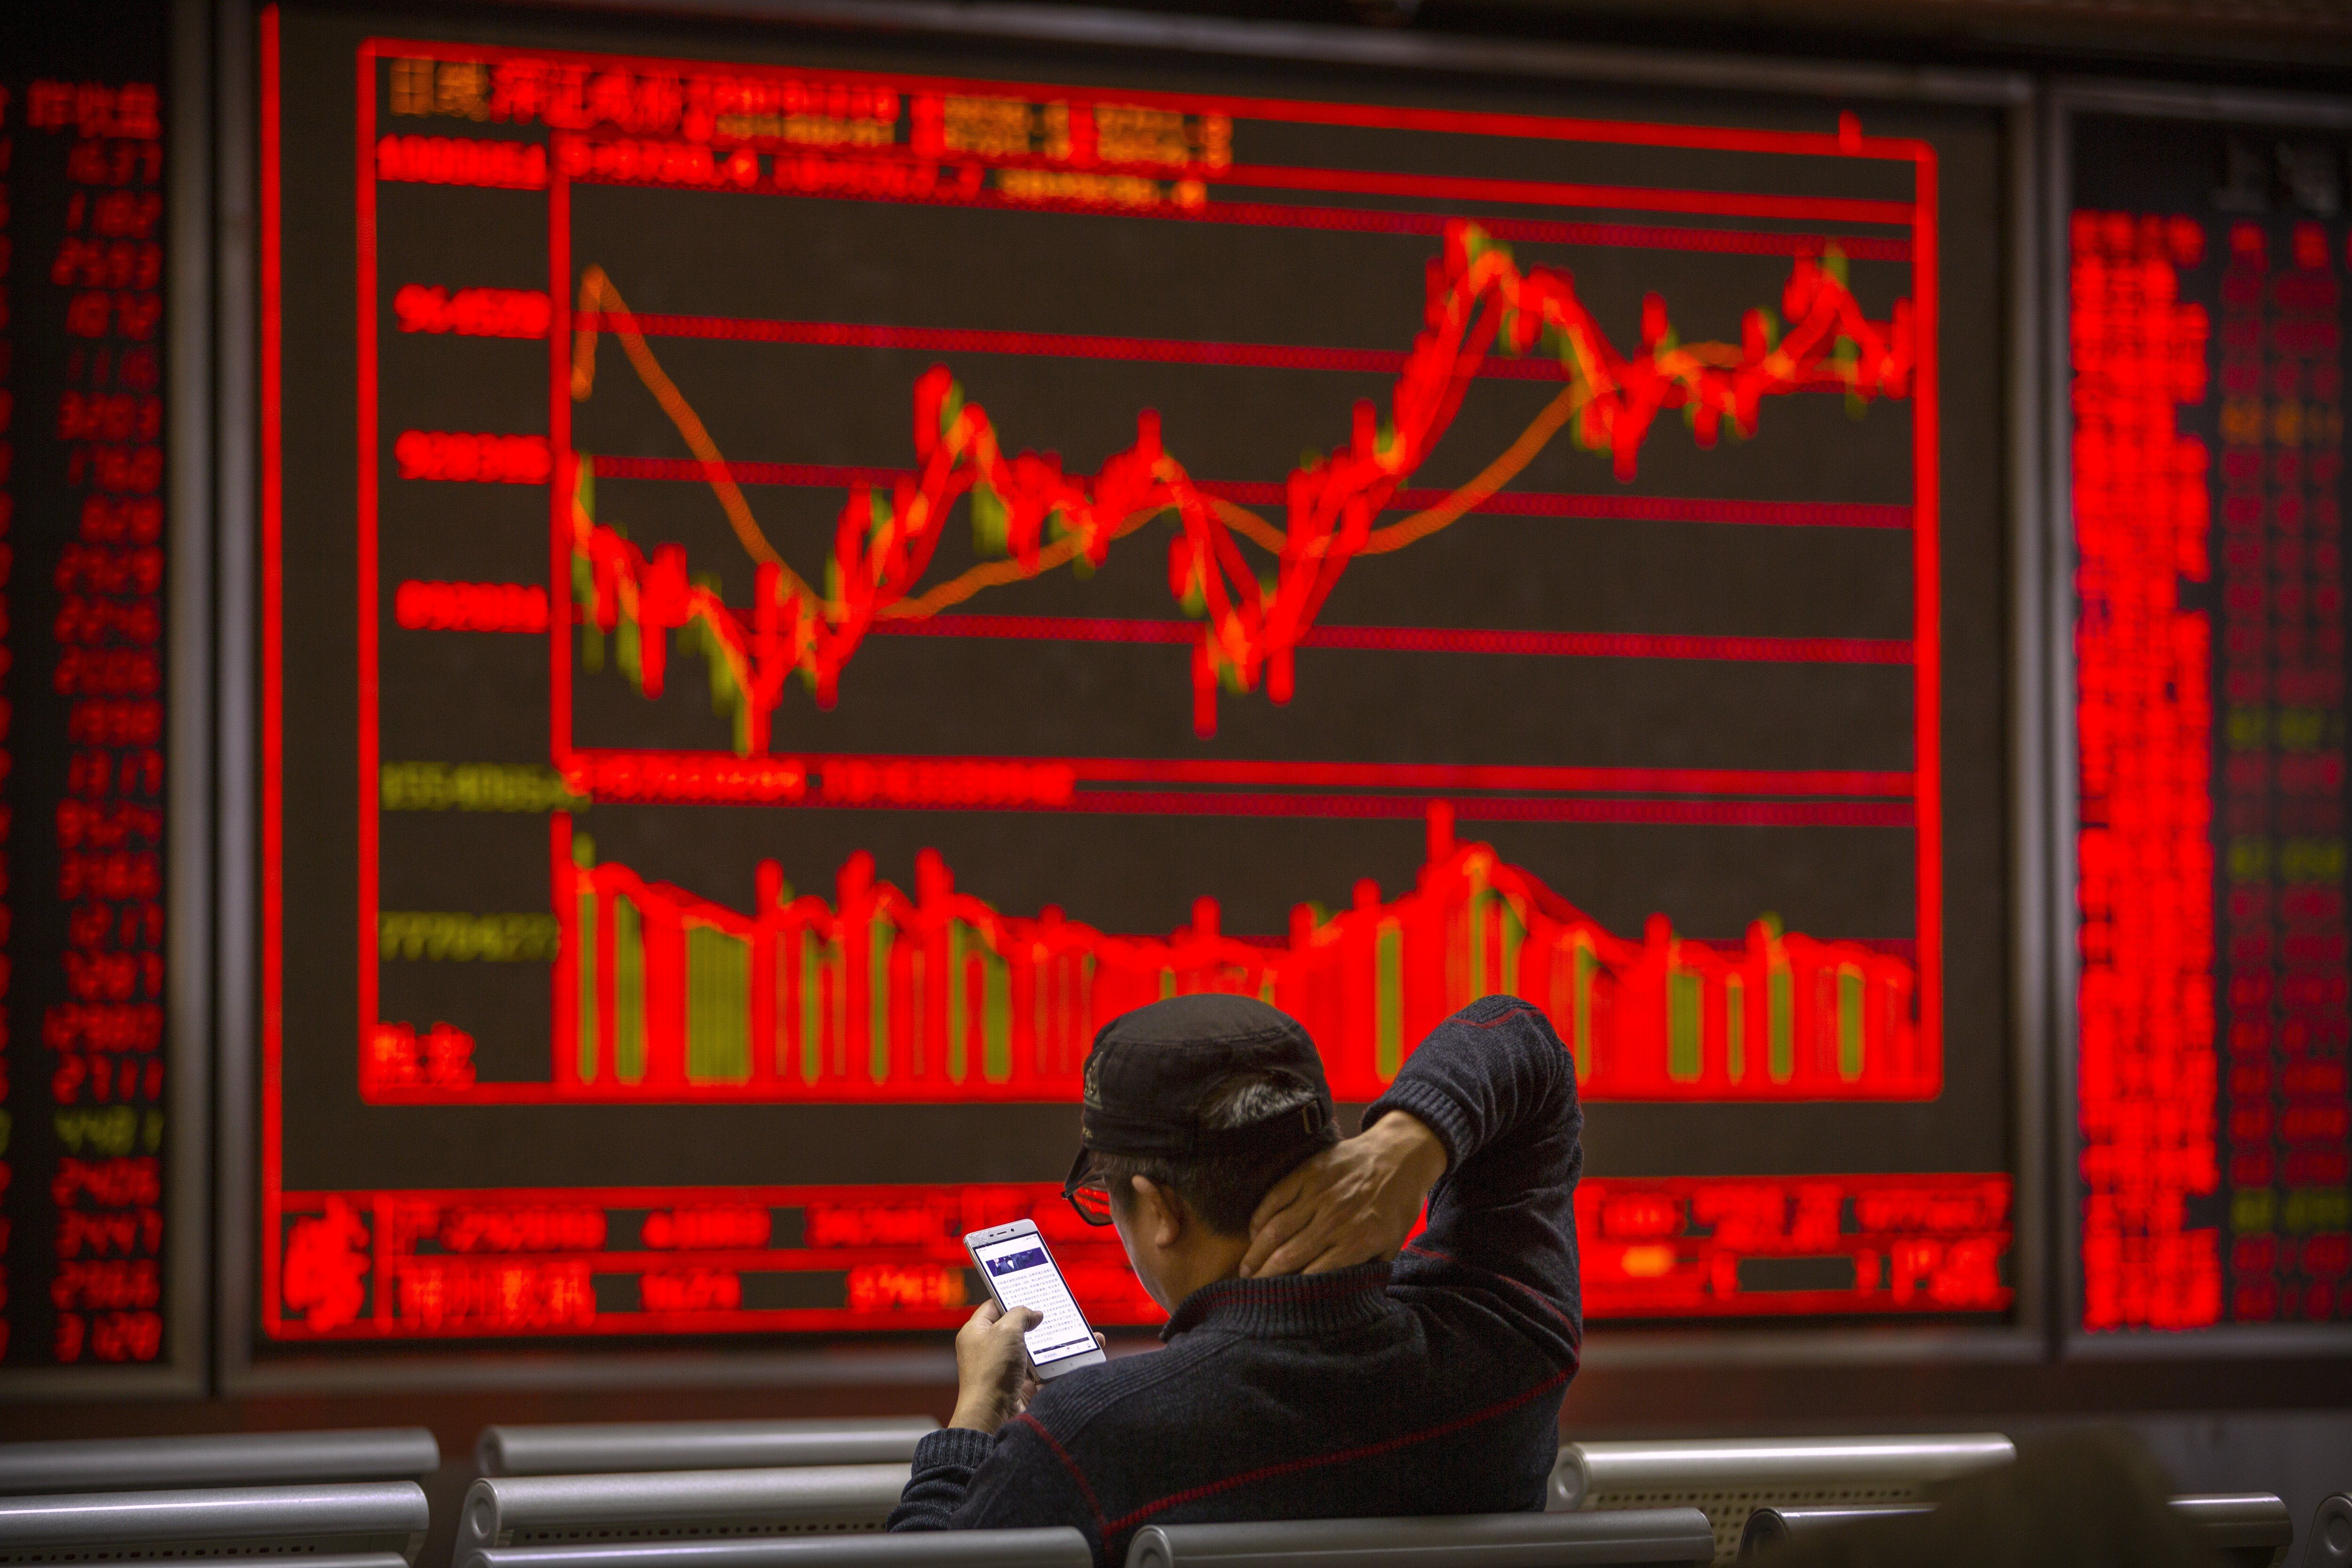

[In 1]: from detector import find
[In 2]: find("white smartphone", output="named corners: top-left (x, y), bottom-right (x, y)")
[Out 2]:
top-left (963, 1218), bottom-right (1107, 1378)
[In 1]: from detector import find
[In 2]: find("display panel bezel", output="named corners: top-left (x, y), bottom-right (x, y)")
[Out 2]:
top-left (0, 0), bottom-right (213, 1400)
top-left (216, 0), bottom-right (2044, 1392)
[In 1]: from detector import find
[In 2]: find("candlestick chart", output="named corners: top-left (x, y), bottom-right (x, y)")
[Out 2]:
top-left (563, 218), bottom-right (1913, 743)
top-left (261, 28), bottom-right (2021, 1344)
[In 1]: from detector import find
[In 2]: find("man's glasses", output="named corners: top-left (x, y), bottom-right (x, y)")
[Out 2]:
top-left (1065, 1183), bottom-right (1115, 1227)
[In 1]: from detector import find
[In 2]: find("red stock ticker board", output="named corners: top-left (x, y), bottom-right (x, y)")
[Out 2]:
top-left (2071, 134), bottom-right (2352, 1334)
top-left (261, 16), bottom-right (2013, 1344)
top-left (0, 38), bottom-right (175, 1376)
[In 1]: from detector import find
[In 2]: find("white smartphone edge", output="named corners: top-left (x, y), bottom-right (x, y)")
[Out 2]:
top-left (962, 1218), bottom-right (1109, 1378)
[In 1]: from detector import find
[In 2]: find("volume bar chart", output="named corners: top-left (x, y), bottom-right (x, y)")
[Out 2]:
top-left (365, 808), bottom-right (1929, 1106)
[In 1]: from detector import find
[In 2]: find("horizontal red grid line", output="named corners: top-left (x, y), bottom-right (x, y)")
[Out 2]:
top-left (588, 456), bottom-right (1908, 531)
top-left (582, 312), bottom-right (1549, 379)
top-left (278, 1182), bottom-right (1016, 1206)
top-left (864, 615), bottom-right (1912, 665)
top-left (952, 183), bottom-right (1913, 259)
top-left (751, 145), bottom-right (1916, 234)
top-left (1216, 99), bottom-right (1923, 164)
top-left (1301, 625), bottom-right (1910, 662)
top-left (1580, 1287), bottom-right (2009, 1320)
top-left (816, 788), bottom-right (1913, 827)
top-left (566, 148), bottom-right (1917, 261)
top-left (581, 314), bottom-right (1887, 397)
top-left (818, 148), bottom-right (1919, 231)
top-left (261, 1306), bottom-right (971, 1337)
top-left (368, 1069), bottom-right (1920, 1107)
top-left (1192, 203), bottom-right (1912, 260)
top-left (1210, 162), bottom-right (1914, 229)
top-left (410, 1250), bottom-right (968, 1272)
top-left (580, 311), bottom-right (1518, 377)
top-left (280, 1172), bottom-right (1976, 1208)
top-left (1371, 489), bottom-right (1907, 528)
top-left (565, 747), bottom-right (1909, 804)
top-left (1037, 756), bottom-right (1909, 798)
top-left (1205, 931), bottom-right (1920, 960)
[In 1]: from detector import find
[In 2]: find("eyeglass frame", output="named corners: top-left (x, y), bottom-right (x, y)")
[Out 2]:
top-left (1062, 1148), bottom-right (1117, 1226)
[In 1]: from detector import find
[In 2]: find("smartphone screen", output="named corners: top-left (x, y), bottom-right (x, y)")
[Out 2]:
top-left (970, 1230), bottom-right (1097, 1368)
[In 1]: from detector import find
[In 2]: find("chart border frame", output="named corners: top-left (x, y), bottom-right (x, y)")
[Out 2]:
top-left (366, 40), bottom-right (1947, 1114)
top-left (216, 0), bottom-right (2047, 1395)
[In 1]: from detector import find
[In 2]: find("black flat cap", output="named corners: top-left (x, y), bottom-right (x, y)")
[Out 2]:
top-left (1063, 995), bottom-right (1333, 1198)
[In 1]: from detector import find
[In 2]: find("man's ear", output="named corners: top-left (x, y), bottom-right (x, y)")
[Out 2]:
top-left (1130, 1174), bottom-right (1184, 1250)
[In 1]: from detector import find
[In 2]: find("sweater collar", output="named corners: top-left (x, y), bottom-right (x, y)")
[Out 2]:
top-left (1160, 1261), bottom-right (1397, 1342)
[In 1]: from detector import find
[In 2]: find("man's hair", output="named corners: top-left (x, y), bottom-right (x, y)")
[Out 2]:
top-left (1091, 1071), bottom-right (1338, 1236)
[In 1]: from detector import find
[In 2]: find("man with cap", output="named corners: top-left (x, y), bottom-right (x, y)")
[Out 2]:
top-left (887, 992), bottom-right (1583, 1564)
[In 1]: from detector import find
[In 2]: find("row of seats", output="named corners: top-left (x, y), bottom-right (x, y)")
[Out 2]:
top-left (0, 1423), bottom-right (937, 1496)
top-left (0, 1423), bottom-right (2335, 1568)
top-left (1738, 1495), bottom-right (2311, 1568)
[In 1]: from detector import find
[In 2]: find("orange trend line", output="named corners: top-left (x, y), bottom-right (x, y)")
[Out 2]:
top-left (568, 218), bottom-right (1911, 744)
top-left (572, 267), bottom-right (803, 589)
top-left (1353, 382), bottom-right (1588, 557)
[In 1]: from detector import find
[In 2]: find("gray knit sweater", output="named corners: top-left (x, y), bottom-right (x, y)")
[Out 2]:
top-left (887, 995), bottom-right (1584, 1566)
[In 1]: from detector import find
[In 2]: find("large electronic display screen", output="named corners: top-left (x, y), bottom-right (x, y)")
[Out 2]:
top-left (260, 5), bottom-right (2017, 1349)
top-left (2071, 113), bottom-right (2352, 1335)
top-left (0, 0), bottom-right (177, 1375)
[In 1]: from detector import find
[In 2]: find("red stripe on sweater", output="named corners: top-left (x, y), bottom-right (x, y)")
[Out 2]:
top-left (1403, 1241), bottom-right (1582, 1336)
top-left (1017, 1412), bottom-right (1107, 1538)
top-left (1102, 1363), bottom-right (1575, 1536)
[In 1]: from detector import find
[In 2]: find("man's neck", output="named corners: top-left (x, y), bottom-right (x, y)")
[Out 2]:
top-left (1161, 1229), bottom-right (1252, 1306)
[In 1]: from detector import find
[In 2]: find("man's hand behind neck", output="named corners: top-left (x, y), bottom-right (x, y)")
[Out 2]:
top-left (1239, 1111), bottom-right (1447, 1278)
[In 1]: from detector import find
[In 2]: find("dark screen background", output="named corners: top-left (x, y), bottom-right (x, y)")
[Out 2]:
top-left (264, 2), bottom-right (2014, 1345)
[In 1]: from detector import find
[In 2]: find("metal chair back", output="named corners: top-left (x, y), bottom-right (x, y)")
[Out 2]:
top-left (0, 1430), bottom-right (440, 1495)
top-left (1124, 1509), bottom-right (1717, 1568)
top-left (1734, 1491), bottom-right (2294, 1567)
top-left (1550, 1434), bottom-right (2014, 1565)
top-left (461, 1527), bottom-right (1090, 1568)
top-left (451, 1465), bottom-right (912, 1565)
top-left (0, 1480), bottom-right (430, 1565)
top-left (2170, 1494), bottom-right (2296, 1568)
top-left (2303, 1493), bottom-right (2352, 1568)
top-left (476, 1423), bottom-right (937, 1479)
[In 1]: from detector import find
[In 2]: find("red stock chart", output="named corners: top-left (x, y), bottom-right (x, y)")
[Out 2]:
top-left (261, 17), bottom-right (2017, 1346)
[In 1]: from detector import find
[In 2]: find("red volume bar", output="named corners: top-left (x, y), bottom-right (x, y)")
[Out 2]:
top-left (566, 218), bottom-right (1914, 742)
top-left (468, 807), bottom-right (1936, 1107)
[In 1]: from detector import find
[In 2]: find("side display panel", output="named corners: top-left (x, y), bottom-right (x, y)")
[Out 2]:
top-left (2072, 115), bottom-right (2352, 1334)
top-left (264, 8), bottom-right (2016, 1349)
top-left (0, 4), bottom-right (175, 1373)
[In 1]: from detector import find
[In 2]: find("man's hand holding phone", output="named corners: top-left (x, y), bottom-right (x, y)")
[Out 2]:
top-left (949, 1299), bottom-right (1042, 1434)
top-left (948, 1299), bottom-right (1113, 1434)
